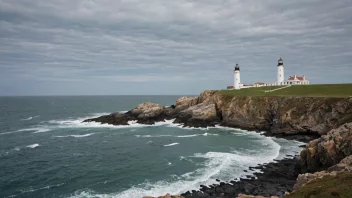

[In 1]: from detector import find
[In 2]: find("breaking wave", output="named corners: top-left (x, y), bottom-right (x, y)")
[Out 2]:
top-left (164, 143), bottom-right (180, 147)
top-left (54, 133), bottom-right (95, 138)
top-left (20, 116), bottom-right (39, 121)
top-left (0, 127), bottom-right (51, 135)
top-left (69, 134), bottom-right (289, 198)
top-left (26, 144), bottom-right (40, 149)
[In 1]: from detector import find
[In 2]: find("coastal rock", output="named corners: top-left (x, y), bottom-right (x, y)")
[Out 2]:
top-left (143, 193), bottom-right (184, 198)
top-left (174, 103), bottom-right (220, 127)
top-left (299, 123), bottom-right (352, 173)
top-left (175, 97), bottom-right (199, 112)
top-left (84, 112), bottom-right (131, 125)
top-left (84, 102), bottom-right (169, 125)
top-left (182, 158), bottom-right (300, 198)
top-left (219, 96), bottom-right (352, 137)
top-left (84, 90), bottom-right (352, 136)
top-left (131, 102), bottom-right (166, 120)
top-left (293, 155), bottom-right (352, 191)
top-left (236, 194), bottom-right (278, 198)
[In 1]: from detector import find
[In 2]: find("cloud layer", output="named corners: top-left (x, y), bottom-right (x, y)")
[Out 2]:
top-left (1, 0), bottom-right (351, 95)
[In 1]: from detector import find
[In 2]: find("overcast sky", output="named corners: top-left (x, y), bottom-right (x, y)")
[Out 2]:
top-left (1, 0), bottom-right (351, 95)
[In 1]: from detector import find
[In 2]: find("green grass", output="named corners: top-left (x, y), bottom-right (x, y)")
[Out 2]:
top-left (219, 84), bottom-right (352, 98)
top-left (285, 173), bottom-right (352, 198)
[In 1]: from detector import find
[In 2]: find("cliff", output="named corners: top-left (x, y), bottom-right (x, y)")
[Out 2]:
top-left (85, 91), bottom-right (352, 140)
top-left (196, 91), bottom-right (352, 137)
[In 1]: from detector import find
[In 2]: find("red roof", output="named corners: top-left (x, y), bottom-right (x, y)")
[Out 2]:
top-left (255, 82), bottom-right (265, 85)
top-left (288, 75), bottom-right (307, 81)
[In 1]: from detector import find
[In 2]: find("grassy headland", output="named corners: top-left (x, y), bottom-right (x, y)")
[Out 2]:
top-left (285, 173), bottom-right (352, 198)
top-left (219, 84), bottom-right (352, 98)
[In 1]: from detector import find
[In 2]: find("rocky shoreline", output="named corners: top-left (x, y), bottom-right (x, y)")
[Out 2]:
top-left (181, 157), bottom-right (300, 198)
top-left (83, 91), bottom-right (352, 197)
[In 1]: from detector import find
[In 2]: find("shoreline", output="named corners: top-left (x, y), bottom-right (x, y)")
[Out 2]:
top-left (181, 156), bottom-right (301, 198)
top-left (85, 116), bottom-right (306, 198)
top-left (83, 92), bottom-right (352, 197)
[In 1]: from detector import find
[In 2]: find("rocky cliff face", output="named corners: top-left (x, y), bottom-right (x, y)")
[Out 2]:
top-left (177, 91), bottom-right (352, 138)
top-left (299, 122), bottom-right (352, 173)
top-left (84, 90), bottom-right (352, 140)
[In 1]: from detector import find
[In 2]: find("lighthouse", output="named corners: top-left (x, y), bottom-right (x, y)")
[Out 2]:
top-left (234, 63), bottom-right (241, 90)
top-left (277, 58), bottom-right (284, 85)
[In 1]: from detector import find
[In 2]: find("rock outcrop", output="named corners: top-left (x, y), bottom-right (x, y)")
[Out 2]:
top-left (143, 194), bottom-right (184, 198)
top-left (294, 155), bottom-right (352, 191)
top-left (84, 91), bottom-right (352, 140)
top-left (299, 123), bottom-right (352, 173)
top-left (84, 102), bottom-right (175, 125)
top-left (174, 103), bottom-right (221, 127)
top-left (236, 194), bottom-right (279, 198)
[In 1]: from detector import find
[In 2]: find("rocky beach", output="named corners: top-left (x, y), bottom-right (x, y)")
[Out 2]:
top-left (84, 90), bottom-right (352, 197)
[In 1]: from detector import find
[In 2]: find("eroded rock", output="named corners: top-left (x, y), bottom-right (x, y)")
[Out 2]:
top-left (299, 123), bottom-right (352, 172)
top-left (293, 155), bottom-right (352, 191)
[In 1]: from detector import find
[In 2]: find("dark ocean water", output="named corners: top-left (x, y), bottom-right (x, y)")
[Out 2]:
top-left (0, 96), bottom-right (302, 198)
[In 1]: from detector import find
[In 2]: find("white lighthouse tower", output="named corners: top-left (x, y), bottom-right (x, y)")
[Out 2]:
top-left (234, 63), bottom-right (241, 90)
top-left (277, 57), bottom-right (284, 85)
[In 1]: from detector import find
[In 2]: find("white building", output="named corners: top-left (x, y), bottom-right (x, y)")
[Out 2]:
top-left (277, 58), bottom-right (284, 84)
top-left (276, 58), bottom-right (310, 85)
top-left (286, 75), bottom-right (310, 85)
top-left (234, 63), bottom-right (241, 90)
top-left (227, 58), bottom-right (310, 90)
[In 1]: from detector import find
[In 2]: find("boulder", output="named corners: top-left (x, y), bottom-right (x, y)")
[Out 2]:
top-left (174, 103), bottom-right (221, 127)
top-left (143, 193), bottom-right (184, 198)
top-left (130, 102), bottom-right (165, 118)
top-left (175, 97), bottom-right (199, 112)
top-left (294, 155), bottom-right (352, 191)
top-left (84, 102), bottom-right (168, 125)
top-left (83, 112), bottom-right (131, 125)
top-left (299, 122), bottom-right (352, 173)
top-left (236, 194), bottom-right (278, 198)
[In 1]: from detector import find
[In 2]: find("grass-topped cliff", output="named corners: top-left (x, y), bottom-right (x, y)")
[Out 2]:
top-left (286, 173), bottom-right (352, 198)
top-left (219, 84), bottom-right (352, 98)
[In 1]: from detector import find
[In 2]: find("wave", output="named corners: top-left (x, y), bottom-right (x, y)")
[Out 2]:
top-left (54, 133), bottom-right (95, 138)
top-left (26, 144), bottom-right (40, 149)
top-left (135, 133), bottom-right (219, 138)
top-left (177, 133), bottom-right (219, 138)
top-left (68, 133), bottom-right (302, 198)
top-left (164, 143), bottom-right (179, 147)
top-left (20, 116), bottom-right (39, 121)
top-left (135, 135), bottom-right (172, 138)
top-left (0, 127), bottom-right (51, 136)
top-left (69, 140), bottom-right (280, 198)
top-left (20, 183), bottom-right (64, 194)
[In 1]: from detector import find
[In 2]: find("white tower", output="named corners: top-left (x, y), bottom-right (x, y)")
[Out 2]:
top-left (277, 58), bottom-right (284, 85)
top-left (234, 63), bottom-right (241, 90)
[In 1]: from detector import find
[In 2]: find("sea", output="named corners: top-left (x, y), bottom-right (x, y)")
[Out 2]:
top-left (0, 96), bottom-right (303, 198)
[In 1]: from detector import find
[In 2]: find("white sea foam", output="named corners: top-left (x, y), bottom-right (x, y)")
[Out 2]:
top-left (135, 135), bottom-right (172, 138)
top-left (21, 117), bottom-right (33, 121)
top-left (0, 127), bottom-right (51, 135)
top-left (26, 144), bottom-right (40, 149)
top-left (176, 133), bottom-right (219, 138)
top-left (69, 138), bottom-right (280, 198)
top-left (20, 183), bottom-right (64, 193)
top-left (164, 143), bottom-right (179, 147)
top-left (20, 116), bottom-right (39, 121)
top-left (54, 133), bottom-right (95, 138)
top-left (67, 132), bottom-right (303, 198)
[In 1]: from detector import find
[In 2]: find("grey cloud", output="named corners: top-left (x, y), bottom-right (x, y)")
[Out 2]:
top-left (0, 0), bottom-right (351, 95)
